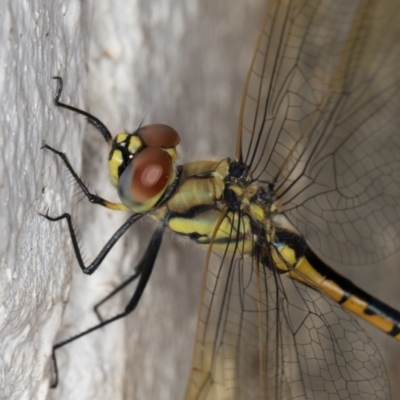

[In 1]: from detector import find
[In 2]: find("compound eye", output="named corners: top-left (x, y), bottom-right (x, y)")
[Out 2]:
top-left (138, 124), bottom-right (180, 148)
top-left (118, 147), bottom-right (172, 209)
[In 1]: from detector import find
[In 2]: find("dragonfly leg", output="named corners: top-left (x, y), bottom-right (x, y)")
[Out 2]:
top-left (42, 144), bottom-right (128, 211)
top-left (93, 270), bottom-right (142, 322)
top-left (50, 226), bottom-right (164, 388)
top-left (52, 77), bottom-right (113, 143)
top-left (46, 77), bottom-right (125, 210)
top-left (93, 222), bottom-right (163, 320)
top-left (40, 211), bottom-right (143, 275)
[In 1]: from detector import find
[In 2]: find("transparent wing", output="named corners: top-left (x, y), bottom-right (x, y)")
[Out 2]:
top-left (237, 0), bottom-right (400, 264)
top-left (185, 216), bottom-right (389, 399)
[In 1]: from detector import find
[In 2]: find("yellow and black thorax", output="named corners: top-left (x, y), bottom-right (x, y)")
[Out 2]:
top-left (108, 125), bottom-right (277, 257)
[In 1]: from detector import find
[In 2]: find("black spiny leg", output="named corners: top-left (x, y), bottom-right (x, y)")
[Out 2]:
top-left (45, 77), bottom-right (151, 387)
top-left (41, 144), bottom-right (128, 211)
top-left (50, 226), bottom-right (165, 388)
top-left (52, 76), bottom-right (113, 144)
top-left (42, 77), bottom-right (135, 274)
top-left (40, 211), bottom-right (143, 275)
top-left (44, 77), bottom-right (128, 211)
top-left (93, 269), bottom-right (142, 322)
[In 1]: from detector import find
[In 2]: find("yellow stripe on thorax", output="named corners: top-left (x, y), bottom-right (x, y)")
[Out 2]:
top-left (151, 158), bottom-right (256, 254)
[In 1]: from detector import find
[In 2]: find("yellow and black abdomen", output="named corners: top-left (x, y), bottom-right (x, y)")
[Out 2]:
top-left (272, 229), bottom-right (400, 341)
top-left (155, 154), bottom-right (400, 340)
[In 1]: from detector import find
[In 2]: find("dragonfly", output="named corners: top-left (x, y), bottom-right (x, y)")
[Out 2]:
top-left (43, 0), bottom-right (400, 398)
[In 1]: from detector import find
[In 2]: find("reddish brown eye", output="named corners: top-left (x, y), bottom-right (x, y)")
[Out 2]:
top-left (118, 147), bottom-right (172, 208)
top-left (138, 124), bottom-right (180, 148)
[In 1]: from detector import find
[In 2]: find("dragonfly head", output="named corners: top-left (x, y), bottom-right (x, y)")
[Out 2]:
top-left (108, 124), bottom-right (180, 213)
